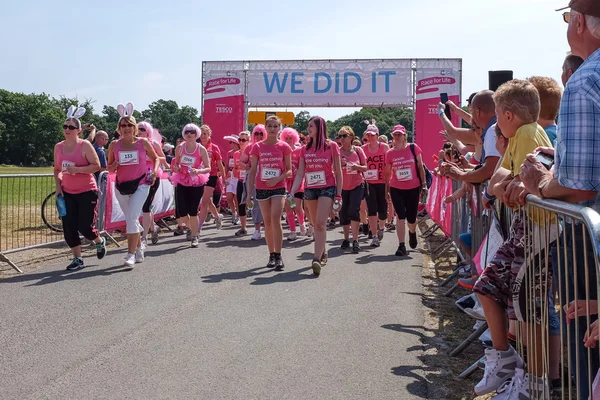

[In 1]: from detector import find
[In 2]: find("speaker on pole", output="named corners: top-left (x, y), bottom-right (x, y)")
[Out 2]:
top-left (489, 71), bottom-right (513, 91)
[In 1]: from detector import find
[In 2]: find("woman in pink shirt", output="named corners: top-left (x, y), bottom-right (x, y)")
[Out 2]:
top-left (291, 116), bottom-right (343, 276)
top-left (232, 131), bottom-right (251, 236)
top-left (198, 125), bottom-right (227, 232)
top-left (238, 125), bottom-right (266, 240)
top-left (53, 105), bottom-right (105, 271)
top-left (281, 127), bottom-right (306, 241)
top-left (247, 116), bottom-right (292, 270)
top-left (107, 102), bottom-right (160, 268)
top-left (384, 124), bottom-right (427, 256)
top-left (338, 126), bottom-right (367, 253)
top-left (223, 135), bottom-right (240, 226)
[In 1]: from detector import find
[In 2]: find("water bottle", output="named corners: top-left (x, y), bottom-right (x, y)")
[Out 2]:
top-left (146, 168), bottom-right (153, 183)
top-left (56, 194), bottom-right (67, 217)
top-left (333, 198), bottom-right (341, 212)
top-left (286, 193), bottom-right (296, 208)
top-left (247, 196), bottom-right (254, 211)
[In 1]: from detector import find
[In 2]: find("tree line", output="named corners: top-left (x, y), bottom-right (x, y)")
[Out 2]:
top-left (0, 88), bottom-right (415, 167)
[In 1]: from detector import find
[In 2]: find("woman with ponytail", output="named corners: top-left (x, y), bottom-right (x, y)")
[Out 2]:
top-left (291, 116), bottom-right (342, 276)
top-left (280, 127), bottom-right (306, 240)
top-left (198, 125), bottom-right (226, 233)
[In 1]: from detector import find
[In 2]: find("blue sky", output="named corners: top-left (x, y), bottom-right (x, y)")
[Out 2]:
top-left (0, 0), bottom-right (570, 121)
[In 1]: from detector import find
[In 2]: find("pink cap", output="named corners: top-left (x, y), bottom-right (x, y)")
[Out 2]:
top-left (392, 124), bottom-right (407, 134)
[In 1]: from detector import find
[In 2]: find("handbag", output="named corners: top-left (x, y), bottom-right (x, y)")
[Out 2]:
top-left (116, 174), bottom-right (145, 195)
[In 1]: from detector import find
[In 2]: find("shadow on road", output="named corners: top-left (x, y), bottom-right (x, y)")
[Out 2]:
top-left (201, 266), bottom-right (271, 283)
top-left (0, 265), bottom-right (133, 287)
top-left (250, 266), bottom-right (314, 285)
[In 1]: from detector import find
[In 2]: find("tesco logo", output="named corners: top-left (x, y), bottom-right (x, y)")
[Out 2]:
top-left (216, 107), bottom-right (233, 113)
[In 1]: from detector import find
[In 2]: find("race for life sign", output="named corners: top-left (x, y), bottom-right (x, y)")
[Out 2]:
top-left (246, 60), bottom-right (413, 107)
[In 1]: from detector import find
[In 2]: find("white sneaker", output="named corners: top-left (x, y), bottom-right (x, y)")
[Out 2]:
top-left (191, 236), bottom-right (199, 248)
top-left (287, 231), bottom-right (297, 241)
top-left (494, 368), bottom-right (547, 400)
top-left (135, 247), bottom-right (144, 263)
top-left (141, 237), bottom-right (148, 248)
top-left (306, 225), bottom-right (314, 237)
top-left (124, 253), bottom-right (135, 268)
top-left (474, 346), bottom-right (523, 396)
top-left (251, 230), bottom-right (262, 240)
top-left (299, 224), bottom-right (306, 236)
top-left (215, 214), bottom-right (223, 230)
top-left (464, 303), bottom-right (486, 321)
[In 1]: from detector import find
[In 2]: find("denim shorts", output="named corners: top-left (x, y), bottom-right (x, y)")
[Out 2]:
top-left (304, 185), bottom-right (336, 201)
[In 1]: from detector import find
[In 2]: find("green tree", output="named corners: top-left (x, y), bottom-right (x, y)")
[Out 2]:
top-left (141, 99), bottom-right (200, 144)
top-left (292, 110), bottom-right (311, 134)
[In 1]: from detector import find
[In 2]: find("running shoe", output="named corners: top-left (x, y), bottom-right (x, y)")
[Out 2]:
top-left (377, 228), bottom-right (384, 241)
top-left (352, 240), bottom-right (361, 253)
top-left (371, 237), bottom-right (380, 247)
top-left (395, 243), bottom-right (407, 256)
top-left (173, 226), bottom-right (185, 236)
top-left (287, 231), bottom-right (297, 241)
top-left (327, 219), bottom-right (336, 228)
top-left (186, 229), bottom-right (192, 241)
top-left (340, 239), bottom-right (350, 250)
top-left (141, 237), bottom-right (148, 248)
top-left (215, 214), bottom-right (223, 230)
top-left (235, 228), bottom-right (247, 237)
top-left (251, 230), bottom-right (262, 240)
top-left (493, 368), bottom-right (545, 400)
top-left (135, 246), bottom-right (144, 263)
top-left (320, 251), bottom-right (328, 266)
top-left (267, 253), bottom-right (276, 268)
top-left (96, 237), bottom-right (106, 259)
top-left (124, 253), bottom-right (135, 268)
top-left (299, 224), bottom-right (306, 236)
top-left (409, 231), bottom-right (418, 249)
top-left (151, 225), bottom-right (160, 244)
top-left (311, 259), bottom-right (321, 276)
top-left (458, 275), bottom-right (478, 290)
top-left (191, 236), bottom-right (199, 248)
top-left (306, 225), bottom-right (314, 237)
top-left (66, 257), bottom-right (84, 271)
top-left (361, 223), bottom-right (369, 236)
top-left (233, 216), bottom-right (240, 225)
top-left (474, 346), bottom-right (523, 396)
top-left (274, 254), bottom-right (284, 271)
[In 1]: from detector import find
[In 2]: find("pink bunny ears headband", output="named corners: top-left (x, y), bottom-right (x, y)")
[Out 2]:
top-left (65, 105), bottom-right (86, 128)
top-left (117, 102), bottom-right (135, 119)
top-left (364, 119), bottom-right (379, 134)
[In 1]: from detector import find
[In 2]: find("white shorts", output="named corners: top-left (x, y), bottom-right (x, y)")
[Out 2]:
top-left (226, 178), bottom-right (239, 194)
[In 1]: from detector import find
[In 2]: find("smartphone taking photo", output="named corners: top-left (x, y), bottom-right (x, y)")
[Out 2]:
top-left (534, 151), bottom-right (554, 170)
top-left (440, 93), bottom-right (452, 120)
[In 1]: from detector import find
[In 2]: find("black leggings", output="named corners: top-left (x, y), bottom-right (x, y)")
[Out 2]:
top-left (62, 190), bottom-right (99, 248)
top-left (340, 184), bottom-right (364, 226)
top-left (366, 183), bottom-right (387, 220)
top-left (237, 180), bottom-right (246, 217)
top-left (142, 178), bottom-right (160, 213)
top-left (390, 187), bottom-right (420, 224)
top-left (175, 185), bottom-right (204, 217)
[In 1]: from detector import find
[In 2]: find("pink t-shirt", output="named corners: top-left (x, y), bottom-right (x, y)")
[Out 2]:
top-left (386, 145), bottom-right (422, 190)
top-left (232, 150), bottom-right (243, 180)
top-left (362, 142), bottom-right (387, 184)
top-left (301, 141), bottom-right (340, 189)
top-left (56, 140), bottom-right (98, 194)
top-left (341, 147), bottom-right (365, 191)
top-left (250, 140), bottom-right (292, 190)
top-left (205, 142), bottom-right (222, 176)
top-left (114, 139), bottom-right (148, 185)
top-left (287, 146), bottom-right (305, 193)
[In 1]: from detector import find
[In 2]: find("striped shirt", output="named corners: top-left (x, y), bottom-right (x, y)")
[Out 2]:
top-left (555, 48), bottom-right (600, 212)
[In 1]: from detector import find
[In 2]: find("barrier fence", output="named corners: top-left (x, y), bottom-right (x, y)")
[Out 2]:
top-left (424, 174), bottom-right (600, 399)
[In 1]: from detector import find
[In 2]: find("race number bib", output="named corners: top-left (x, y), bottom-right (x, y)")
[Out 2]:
top-left (261, 167), bottom-right (280, 181)
top-left (61, 160), bottom-right (75, 171)
top-left (228, 159), bottom-right (235, 168)
top-left (346, 164), bottom-right (357, 175)
top-left (365, 169), bottom-right (378, 180)
top-left (239, 170), bottom-right (247, 180)
top-left (306, 171), bottom-right (326, 187)
top-left (395, 167), bottom-right (413, 181)
top-left (181, 155), bottom-right (196, 167)
top-left (119, 151), bottom-right (139, 165)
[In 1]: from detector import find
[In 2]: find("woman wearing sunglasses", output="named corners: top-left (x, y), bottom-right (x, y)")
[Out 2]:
top-left (170, 124), bottom-right (211, 248)
top-left (281, 127), bottom-right (306, 240)
top-left (291, 116), bottom-right (342, 276)
top-left (54, 106), bottom-right (106, 271)
top-left (337, 126), bottom-right (367, 253)
top-left (137, 121), bottom-right (167, 246)
top-left (239, 125), bottom-right (267, 240)
top-left (198, 125), bottom-right (226, 233)
top-left (384, 124), bottom-right (427, 256)
top-left (232, 131), bottom-right (251, 236)
top-left (247, 116), bottom-right (292, 270)
top-left (224, 135), bottom-right (241, 225)
top-left (107, 105), bottom-right (160, 268)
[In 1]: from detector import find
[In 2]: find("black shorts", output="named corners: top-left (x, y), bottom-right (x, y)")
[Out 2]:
top-left (294, 192), bottom-right (304, 200)
top-left (176, 184), bottom-right (204, 217)
top-left (142, 177), bottom-right (160, 213)
top-left (366, 183), bottom-right (387, 220)
top-left (390, 186), bottom-right (420, 224)
top-left (206, 175), bottom-right (218, 188)
top-left (256, 187), bottom-right (286, 201)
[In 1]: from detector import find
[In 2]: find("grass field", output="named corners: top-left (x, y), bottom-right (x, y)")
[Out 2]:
top-left (0, 165), bottom-right (54, 174)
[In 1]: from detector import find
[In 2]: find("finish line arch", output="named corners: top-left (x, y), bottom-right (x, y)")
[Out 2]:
top-left (201, 58), bottom-right (462, 169)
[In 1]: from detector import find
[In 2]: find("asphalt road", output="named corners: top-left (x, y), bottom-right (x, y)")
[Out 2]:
top-left (0, 220), bottom-right (428, 400)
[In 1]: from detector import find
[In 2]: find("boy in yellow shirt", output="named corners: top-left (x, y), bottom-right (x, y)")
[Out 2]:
top-left (472, 80), bottom-right (553, 399)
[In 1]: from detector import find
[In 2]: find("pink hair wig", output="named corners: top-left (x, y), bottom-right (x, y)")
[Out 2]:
top-left (280, 127), bottom-right (299, 145)
top-left (182, 123), bottom-right (201, 139)
top-left (137, 121), bottom-right (157, 141)
top-left (251, 124), bottom-right (267, 144)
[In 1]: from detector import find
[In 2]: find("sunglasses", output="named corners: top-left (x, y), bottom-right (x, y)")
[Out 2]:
top-left (337, 134), bottom-right (349, 139)
top-left (239, 138), bottom-right (248, 143)
top-left (563, 11), bottom-right (570, 23)
top-left (63, 125), bottom-right (78, 130)
top-left (254, 133), bottom-right (264, 137)
top-left (362, 138), bottom-right (368, 142)
top-left (138, 127), bottom-right (147, 132)
top-left (119, 123), bottom-right (134, 128)
top-left (184, 130), bottom-right (197, 135)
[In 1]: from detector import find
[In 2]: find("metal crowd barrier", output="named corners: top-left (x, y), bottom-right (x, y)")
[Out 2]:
top-left (0, 171), bottom-right (118, 273)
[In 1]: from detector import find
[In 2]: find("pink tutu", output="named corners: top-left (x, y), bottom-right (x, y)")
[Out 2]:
top-left (170, 169), bottom-right (209, 187)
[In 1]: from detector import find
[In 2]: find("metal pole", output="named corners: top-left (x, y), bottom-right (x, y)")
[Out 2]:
top-left (201, 61), bottom-right (206, 125)
top-left (411, 59), bottom-right (417, 144)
